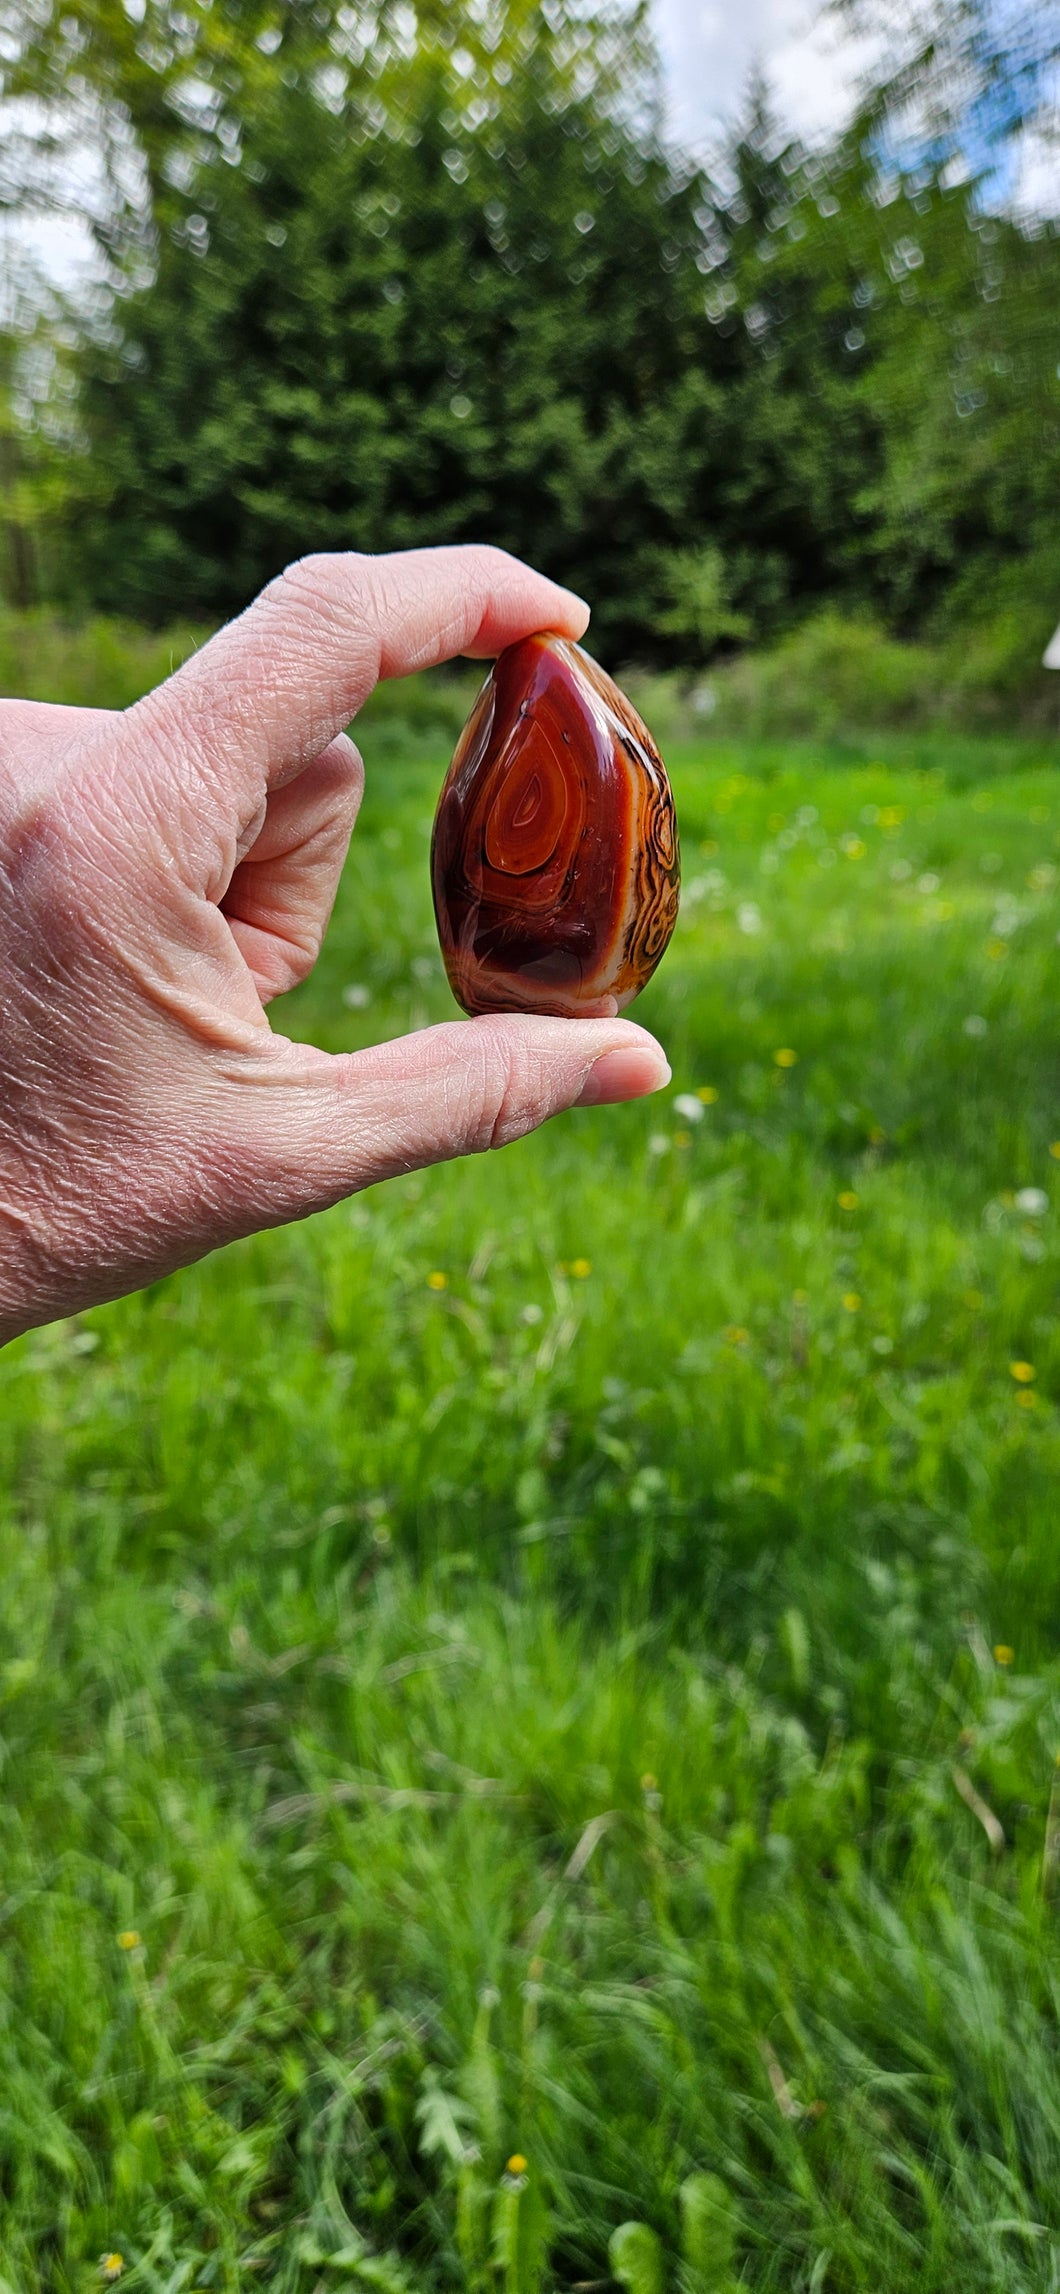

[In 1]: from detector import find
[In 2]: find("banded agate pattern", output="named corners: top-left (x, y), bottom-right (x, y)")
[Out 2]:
top-left (431, 634), bottom-right (680, 1018)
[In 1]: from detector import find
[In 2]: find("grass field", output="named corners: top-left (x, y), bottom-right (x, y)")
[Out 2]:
top-left (2, 678), bottom-right (1060, 2290)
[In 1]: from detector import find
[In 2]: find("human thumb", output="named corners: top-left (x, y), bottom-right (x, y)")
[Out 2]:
top-left (229, 1012), bottom-right (671, 1224)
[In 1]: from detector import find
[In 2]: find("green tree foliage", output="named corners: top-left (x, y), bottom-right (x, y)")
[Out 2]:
top-left (54, 49), bottom-right (725, 653)
top-left (1, 0), bottom-right (1058, 661)
top-left (715, 89), bottom-right (1060, 647)
top-left (0, 332), bottom-right (37, 607)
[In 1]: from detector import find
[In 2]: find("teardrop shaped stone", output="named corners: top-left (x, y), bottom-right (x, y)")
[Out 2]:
top-left (431, 634), bottom-right (680, 1017)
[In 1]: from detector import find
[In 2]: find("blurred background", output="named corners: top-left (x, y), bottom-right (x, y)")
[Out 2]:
top-left (0, 0), bottom-right (1058, 711)
top-left (3, 5), bottom-right (1060, 2291)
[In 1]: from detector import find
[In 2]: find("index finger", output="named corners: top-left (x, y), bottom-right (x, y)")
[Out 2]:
top-left (121, 546), bottom-right (590, 830)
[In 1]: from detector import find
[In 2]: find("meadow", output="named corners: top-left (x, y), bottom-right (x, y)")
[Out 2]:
top-left (2, 650), bottom-right (1060, 2291)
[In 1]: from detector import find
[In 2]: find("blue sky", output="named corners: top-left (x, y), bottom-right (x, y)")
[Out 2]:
top-left (652, 0), bottom-right (1058, 210)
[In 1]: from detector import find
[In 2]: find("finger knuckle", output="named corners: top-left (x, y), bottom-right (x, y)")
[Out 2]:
top-left (463, 1024), bottom-right (539, 1154)
top-left (2, 775), bottom-right (101, 914)
top-left (265, 554), bottom-right (386, 668)
top-left (1, 783), bottom-right (66, 887)
top-left (265, 553), bottom-right (346, 620)
top-left (464, 541), bottom-right (516, 600)
top-left (319, 732), bottom-right (365, 799)
top-left (467, 541), bottom-right (514, 574)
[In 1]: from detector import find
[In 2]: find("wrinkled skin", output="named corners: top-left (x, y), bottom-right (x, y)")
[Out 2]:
top-left (0, 547), bottom-right (669, 1342)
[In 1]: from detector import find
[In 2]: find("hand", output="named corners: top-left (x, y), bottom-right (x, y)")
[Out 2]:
top-left (0, 546), bottom-right (670, 1341)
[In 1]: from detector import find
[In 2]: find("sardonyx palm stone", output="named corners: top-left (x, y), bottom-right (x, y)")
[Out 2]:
top-left (431, 633), bottom-right (680, 1017)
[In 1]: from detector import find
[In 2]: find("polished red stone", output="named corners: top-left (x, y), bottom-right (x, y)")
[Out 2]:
top-left (431, 634), bottom-right (680, 1018)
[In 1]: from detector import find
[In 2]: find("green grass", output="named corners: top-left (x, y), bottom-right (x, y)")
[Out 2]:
top-left (3, 700), bottom-right (1060, 2292)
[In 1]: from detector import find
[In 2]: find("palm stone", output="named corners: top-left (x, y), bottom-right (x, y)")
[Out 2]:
top-left (431, 633), bottom-right (680, 1017)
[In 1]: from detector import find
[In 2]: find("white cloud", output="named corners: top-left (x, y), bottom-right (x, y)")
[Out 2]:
top-left (1009, 117), bottom-right (1060, 222)
top-left (2, 211), bottom-right (98, 302)
top-left (652, 0), bottom-right (884, 155)
top-left (0, 93), bottom-right (121, 305)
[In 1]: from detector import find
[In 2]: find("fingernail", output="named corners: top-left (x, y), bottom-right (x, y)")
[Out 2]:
top-left (576, 1046), bottom-right (671, 1107)
top-left (560, 587), bottom-right (591, 631)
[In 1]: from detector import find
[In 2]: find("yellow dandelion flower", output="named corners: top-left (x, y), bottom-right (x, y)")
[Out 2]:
top-left (842, 1293), bottom-right (861, 1313)
top-left (99, 2262), bottom-right (124, 2286)
top-left (987, 938), bottom-right (1008, 960)
top-left (723, 1324), bottom-right (750, 1345)
top-left (1050, 1143), bottom-right (1060, 1161)
top-left (1010, 1361), bottom-right (1036, 1383)
top-left (1017, 1388), bottom-right (1038, 1409)
top-left (426, 1271), bottom-right (448, 1291)
top-left (774, 1047), bottom-right (798, 1068)
top-left (993, 1645), bottom-right (1014, 1666)
top-left (696, 1085), bottom-right (719, 1104)
top-left (117, 1931), bottom-right (140, 1951)
top-left (640, 1771), bottom-right (658, 1791)
top-left (878, 805), bottom-right (905, 829)
top-left (570, 1258), bottom-right (591, 1279)
top-left (674, 1129), bottom-right (692, 1147)
top-left (838, 1191), bottom-right (859, 1210)
top-left (506, 2154), bottom-right (528, 2177)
